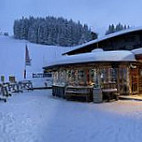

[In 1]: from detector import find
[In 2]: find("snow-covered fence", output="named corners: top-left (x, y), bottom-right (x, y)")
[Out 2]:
top-left (18, 80), bottom-right (33, 91)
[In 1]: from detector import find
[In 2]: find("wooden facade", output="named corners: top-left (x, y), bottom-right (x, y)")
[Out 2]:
top-left (44, 28), bottom-right (142, 102)
top-left (45, 60), bottom-right (142, 102)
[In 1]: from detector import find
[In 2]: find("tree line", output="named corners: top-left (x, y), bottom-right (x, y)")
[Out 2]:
top-left (13, 16), bottom-right (97, 47)
top-left (105, 23), bottom-right (130, 35)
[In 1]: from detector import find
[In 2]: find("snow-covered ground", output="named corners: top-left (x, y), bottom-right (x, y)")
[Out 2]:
top-left (0, 35), bottom-right (71, 82)
top-left (1, 89), bottom-right (142, 142)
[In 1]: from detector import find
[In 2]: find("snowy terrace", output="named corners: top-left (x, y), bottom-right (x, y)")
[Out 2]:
top-left (1, 89), bottom-right (142, 142)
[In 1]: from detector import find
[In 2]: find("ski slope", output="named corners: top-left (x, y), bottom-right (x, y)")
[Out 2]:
top-left (0, 35), bottom-right (70, 82)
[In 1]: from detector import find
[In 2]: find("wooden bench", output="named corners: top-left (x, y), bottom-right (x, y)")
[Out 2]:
top-left (102, 88), bottom-right (119, 101)
top-left (65, 86), bottom-right (93, 102)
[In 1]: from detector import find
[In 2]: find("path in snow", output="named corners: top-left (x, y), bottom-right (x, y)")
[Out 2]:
top-left (1, 90), bottom-right (142, 142)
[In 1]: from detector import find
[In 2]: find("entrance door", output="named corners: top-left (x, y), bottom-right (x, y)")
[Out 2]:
top-left (119, 68), bottom-right (129, 95)
top-left (131, 68), bottom-right (139, 94)
top-left (139, 69), bottom-right (142, 93)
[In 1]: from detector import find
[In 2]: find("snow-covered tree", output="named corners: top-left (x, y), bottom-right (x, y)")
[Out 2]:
top-left (105, 23), bottom-right (130, 35)
top-left (13, 16), bottom-right (97, 46)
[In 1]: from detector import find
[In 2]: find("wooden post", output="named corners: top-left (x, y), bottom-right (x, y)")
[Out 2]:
top-left (127, 67), bottom-right (132, 95)
top-left (116, 67), bottom-right (120, 94)
top-left (96, 67), bottom-right (101, 87)
top-left (137, 68), bottom-right (140, 94)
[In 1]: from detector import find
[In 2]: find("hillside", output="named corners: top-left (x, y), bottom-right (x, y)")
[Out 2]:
top-left (0, 35), bottom-right (70, 81)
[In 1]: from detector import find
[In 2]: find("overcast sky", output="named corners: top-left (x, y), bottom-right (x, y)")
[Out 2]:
top-left (1, 0), bottom-right (142, 36)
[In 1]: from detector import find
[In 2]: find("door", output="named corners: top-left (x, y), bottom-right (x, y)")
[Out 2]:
top-left (131, 68), bottom-right (139, 94)
top-left (139, 69), bottom-right (142, 93)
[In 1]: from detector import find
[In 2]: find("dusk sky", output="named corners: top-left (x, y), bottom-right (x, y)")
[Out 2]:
top-left (1, 0), bottom-right (142, 36)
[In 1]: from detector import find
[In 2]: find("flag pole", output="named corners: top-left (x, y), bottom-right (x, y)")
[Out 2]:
top-left (24, 62), bottom-right (26, 79)
top-left (24, 44), bottom-right (27, 79)
top-left (24, 43), bottom-right (31, 79)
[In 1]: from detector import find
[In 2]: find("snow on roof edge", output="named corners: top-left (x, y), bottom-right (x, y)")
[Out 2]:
top-left (45, 50), bottom-right (136, 69)
top-left (131, 47), bottom-right (142, 55)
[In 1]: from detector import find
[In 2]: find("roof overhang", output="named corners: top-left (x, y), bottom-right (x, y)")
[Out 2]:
top-left (43, 61), bottom-right (137, 71)
top-left (43, 50), bottom-right (136, 70)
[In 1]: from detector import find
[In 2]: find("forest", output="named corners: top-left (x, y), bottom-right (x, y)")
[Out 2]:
top-left (13, 16), bottom-right (97, 47)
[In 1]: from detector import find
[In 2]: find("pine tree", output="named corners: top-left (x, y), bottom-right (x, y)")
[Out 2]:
top-left (79, 34), bottom-right (86, 45)
top-left (105, 23), bottom-right (130, 35)
top-left (91, 32), bottom-right (98, 40)
top-left (13, 16), bottom-right (97, 46)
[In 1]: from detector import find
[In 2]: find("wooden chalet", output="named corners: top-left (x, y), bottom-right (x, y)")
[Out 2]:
top-left (44, 48), bottom-right (142, 102)
top-left (44, 27), bottom-right (142, 102)
top-left (63, 27), bottom-right (142, 55)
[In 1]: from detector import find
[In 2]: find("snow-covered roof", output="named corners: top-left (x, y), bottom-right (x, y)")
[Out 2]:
top-left (92, 48), bottom-right (104, 52)
top-left (131, 48), bottom-right (142, 55)
top-left (46, 50), bottom-right (136, 68)
top-left (63, 26), bottom-right (142, 55)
